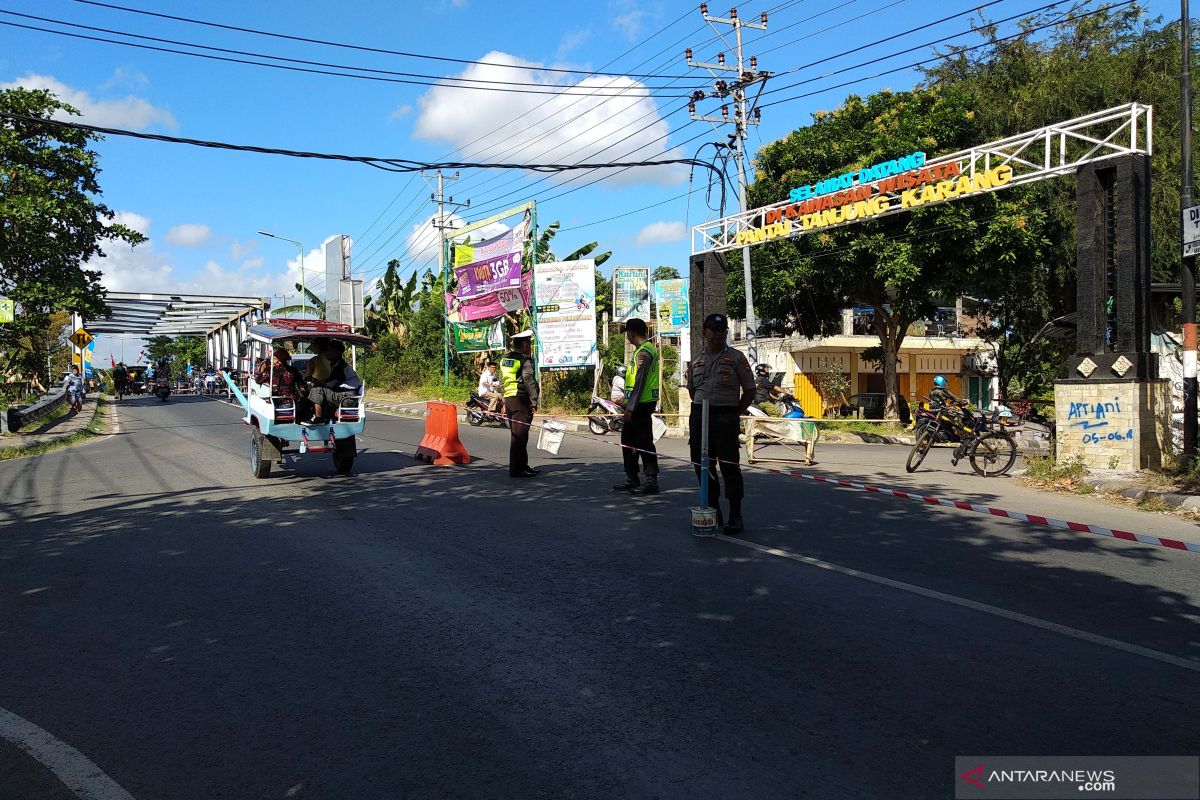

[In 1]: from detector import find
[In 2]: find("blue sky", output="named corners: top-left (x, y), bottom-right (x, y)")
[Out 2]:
top-left (0, 0), bottom-right (1181, 363)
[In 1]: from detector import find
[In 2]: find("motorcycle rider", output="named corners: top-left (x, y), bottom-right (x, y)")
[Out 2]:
top-left (929, 374), bottom-right (964, 408)
top-left (753, 364), bottom-right (786, 416)
top-left (609, 365), bottom-right (627, 403)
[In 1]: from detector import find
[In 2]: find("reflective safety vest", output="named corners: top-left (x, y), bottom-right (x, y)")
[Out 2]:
top-left (500, 354), bottom-right (524, 398)
top-left (625, 341), bottom-right (660, 403)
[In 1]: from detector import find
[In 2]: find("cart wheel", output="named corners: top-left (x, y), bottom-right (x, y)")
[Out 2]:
top-left (333, 436), bottom-right (356, 475)
top-left (251, 430), bottom-right (271, 479)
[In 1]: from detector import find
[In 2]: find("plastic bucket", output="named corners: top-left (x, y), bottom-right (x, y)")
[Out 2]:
top-left (691, 506), bottom-right (718, 537)
top-left (537, 421), bottom-right (566, 455)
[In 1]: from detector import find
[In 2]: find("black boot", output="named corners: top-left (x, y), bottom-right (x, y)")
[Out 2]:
top-left (633, 474), bottom-right (660, 495)
top-left (612, 476), bottom-right (640, 492)
top-left (724, 499), bottom-right (744, 535)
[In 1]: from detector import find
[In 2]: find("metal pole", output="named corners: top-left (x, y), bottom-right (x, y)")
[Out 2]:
top-left (700, 397), bottom-right (710, 507)
top-left (298, 243), bottom-right (307, 318)
top-left (1183, 0), bottom-right (1197, 461)
top-left (735, 17), bottom-right (758, 366)
top-left (530, 201), bottom-right (539, 368)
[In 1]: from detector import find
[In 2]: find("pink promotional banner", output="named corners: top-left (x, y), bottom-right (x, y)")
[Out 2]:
top-left (451, 215), bottom-right (530, 299)
top-left (447, 271), bottom-right (532, 322)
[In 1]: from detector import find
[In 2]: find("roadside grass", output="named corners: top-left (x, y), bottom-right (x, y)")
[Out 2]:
top-left (1138, 495), bottom-right (1174, 513)
top-left (1022, 453), bottom-right (1092, 493)
top-left (818, 420), bottom-right (910, 437)
top-left (0, 399), bottom-right (106, 461)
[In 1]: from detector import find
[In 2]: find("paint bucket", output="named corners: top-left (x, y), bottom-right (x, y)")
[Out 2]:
top-left (691, 506), bottom-right (718, 537)
top-left (537, 421), bottom-right (566, 455)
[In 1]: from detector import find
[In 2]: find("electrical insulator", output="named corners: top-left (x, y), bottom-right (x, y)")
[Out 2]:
top-left (721, 105), bottom-right (729, 118)
top-left (700, 3), bottom-right (708, 13)
top-left (730, 8), bottom-right (737, 19)
top-left (750, 56), bottom-right (757, 70)
top-left (761, 11), bottom-right (768, 25)
top-left (717, 52), bottom-right (725, 65)
top-left (688, 101), bottom-right (696, 114)
top-left (754, 107), bottom-right (761, 121)
top-left (685, 48), bottom-right (693, 60)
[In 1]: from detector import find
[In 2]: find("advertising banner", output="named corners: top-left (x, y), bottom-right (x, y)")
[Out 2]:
top-left (451, 319), bottom-right (505, 353)
top-left (447, 271), bottom-right (532, 322)
top-left (451, 215), bottom-right (530, 299)
top-left (613, 267), bottom-right (650, 323)
top-left (0, 297), bottom-right (13, 324)
top-left (653, 278), bottom-right (689, 333)
top-left (534, 259), bottom-right (597, 371)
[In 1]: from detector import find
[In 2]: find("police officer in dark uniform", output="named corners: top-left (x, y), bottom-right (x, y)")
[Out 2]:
top-left (500, 329), bottom-right (540, 478)
top-left (687, 313), bottom-right (755, 534)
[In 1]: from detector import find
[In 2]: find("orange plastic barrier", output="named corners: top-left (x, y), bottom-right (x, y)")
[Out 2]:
top-left (414, 400), bottom-right (472, 465)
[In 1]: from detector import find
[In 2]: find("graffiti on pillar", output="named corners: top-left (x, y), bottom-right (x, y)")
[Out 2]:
top-left (1068, 397), bottom-right (1133, 445)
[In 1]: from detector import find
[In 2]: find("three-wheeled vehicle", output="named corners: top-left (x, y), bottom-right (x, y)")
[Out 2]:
top-left (222, 318), bottom-right (372, 478)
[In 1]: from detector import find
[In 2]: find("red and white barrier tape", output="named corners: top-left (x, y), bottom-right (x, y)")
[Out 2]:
top-left (510, 411), bottom-right (1200, 556)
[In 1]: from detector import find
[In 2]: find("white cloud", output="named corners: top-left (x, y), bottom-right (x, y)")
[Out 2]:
top-left (101, 67), bottom-right (149, 92)
top-left (164, 224), bottom-right (212, 247)
top-left (635, 220), bottom-right (686, 247)
top-left (91, 213), bottom-right (344, 304)
top-left (112, 211), bottom-right (150, 236)
top-left (556, 27), bottom-right (591, 60)
top-left (412, 51), bottom-right (686, 187)
top-left (231, 239), bottom-right (258, 259)
top-left (0, 73), bottom-right (177, 131)
top-left (613, 10), bottom-right (645, 39)
top-left (389, 104), bottom-right (413, 121)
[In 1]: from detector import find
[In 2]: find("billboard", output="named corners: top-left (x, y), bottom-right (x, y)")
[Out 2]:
top-left (451, 218), bottom-right (528, 299)
top-left (451, 319), bottom-right (504, 353)
top-left (325, 235), bottom-right (349, 323)
top-left (534, 259), bottom-right (597, 371)
top-left (613, 267), bottom-right (650, 323)
top-left (653, 278), bottom-right (689, 333)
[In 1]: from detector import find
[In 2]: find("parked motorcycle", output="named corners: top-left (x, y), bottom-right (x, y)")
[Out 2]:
top-left (587, 395), bottom-right (625, 435)
top-left (465, 391), bottom-right (507, 427)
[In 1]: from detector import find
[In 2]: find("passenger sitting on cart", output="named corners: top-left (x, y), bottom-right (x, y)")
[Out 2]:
top-left (304, 337), bottom-right (333, 385)
top-left (305, 342), bottom-right (361, 425)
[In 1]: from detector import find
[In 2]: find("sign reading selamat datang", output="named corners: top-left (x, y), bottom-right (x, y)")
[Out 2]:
top-left (738, 151), bottom-right (1013, 247)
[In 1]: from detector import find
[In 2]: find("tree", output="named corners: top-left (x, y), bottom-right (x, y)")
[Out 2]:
top-left (744, 85), bottom-right (1047, 418)
top-left (812, 359), bottom-right (851, 417)
top-left (273, 283), bottom-right (325, 318)
top-left (365, 259), bottom-right (420, 341)
top-left (652, 266), bottom-right (680, 282)
top-left (0, 88), bottom-right (144, 382)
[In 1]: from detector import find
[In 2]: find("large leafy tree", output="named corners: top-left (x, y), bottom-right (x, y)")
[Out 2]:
top-left (0, 88), bottom-right (144, 380)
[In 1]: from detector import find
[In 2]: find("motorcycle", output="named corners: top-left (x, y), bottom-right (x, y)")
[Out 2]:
top-left (465, 391), bottom-right (508, 427)
top-left (912, 399), bottom-right (960, 443)
top-left (153, 382), bottom-right (172, 402)
top-left (587, 395), bottom-right (626, 435)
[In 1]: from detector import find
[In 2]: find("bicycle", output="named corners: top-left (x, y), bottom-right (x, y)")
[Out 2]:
top-left (905, 402), bottom-right (1018, 476)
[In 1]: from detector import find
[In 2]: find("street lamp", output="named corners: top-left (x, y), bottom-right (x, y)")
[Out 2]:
top-left (257, 230), bottom-right (307, 317)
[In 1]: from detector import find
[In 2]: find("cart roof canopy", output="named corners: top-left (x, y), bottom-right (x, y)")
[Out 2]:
top-left (247, 318), bottom-right (373, 347)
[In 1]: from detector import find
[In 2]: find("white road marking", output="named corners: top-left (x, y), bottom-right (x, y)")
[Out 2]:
top-left (0, 706), bottom-right (136, 799)
top-left (717, 534), bottom-right (1200, 674)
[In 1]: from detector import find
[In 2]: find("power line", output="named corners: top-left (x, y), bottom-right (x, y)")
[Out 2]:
top-left (0, 111), bottom-right (727, 180)
top-left (0, 9), bottom-right (710, 92)
top-left (759, 0), bottom-right (1132, 109)
top-left (67, 0), bottom-right (709, 80)
top-left (0, 17), bottom-right (698, 97)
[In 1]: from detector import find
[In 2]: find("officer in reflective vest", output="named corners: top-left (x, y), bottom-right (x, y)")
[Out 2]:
top-left (500, 329), bottom-right (540, 478)
top-left (613, 318), bottom-right (661, 494)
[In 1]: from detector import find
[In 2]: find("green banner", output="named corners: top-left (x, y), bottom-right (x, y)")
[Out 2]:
top-left (451, 319), bottom-right (504, 353)
top-left (0, 297), bottom-right (13, 324)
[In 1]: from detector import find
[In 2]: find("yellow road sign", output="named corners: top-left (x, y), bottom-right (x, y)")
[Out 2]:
top-left (70, 328), bottom-right (93, 349)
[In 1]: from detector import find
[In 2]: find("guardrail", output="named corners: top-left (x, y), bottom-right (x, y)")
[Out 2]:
top-left (2, 389), bottom-right (68, 433)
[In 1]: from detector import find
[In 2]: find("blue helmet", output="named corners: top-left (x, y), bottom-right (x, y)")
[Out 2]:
top-left (933, 374), bottom-right (947, 388)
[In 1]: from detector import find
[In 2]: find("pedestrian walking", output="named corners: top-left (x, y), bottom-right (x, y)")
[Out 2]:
top-left (613, 318), bottom-right (660, 495)
top-left (500, 329), bottom-right (540, 478)
top-left (687, 313), bottom-right (755, 534)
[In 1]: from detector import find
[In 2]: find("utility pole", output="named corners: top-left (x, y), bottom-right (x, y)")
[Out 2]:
top-left (688, 3), bottom-right (770, 364)
top-left (422, 169), bottom-right (469, 388)
top-left (1183, 0), bottom-right (1197, 461)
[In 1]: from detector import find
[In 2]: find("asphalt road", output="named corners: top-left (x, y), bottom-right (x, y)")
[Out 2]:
top-left (0, 395), bottom-right (1197, 799)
